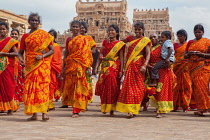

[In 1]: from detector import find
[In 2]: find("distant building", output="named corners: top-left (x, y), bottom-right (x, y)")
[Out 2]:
top-left (73, 0), bottom-right (132, 47)
top-left (133, 8), bottom-right (174, 41)
top-left (0, 9), bottom-right (29, 36)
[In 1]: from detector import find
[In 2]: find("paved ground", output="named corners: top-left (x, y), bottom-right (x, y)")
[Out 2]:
top-left (0, 96), bottom-right (209, 140)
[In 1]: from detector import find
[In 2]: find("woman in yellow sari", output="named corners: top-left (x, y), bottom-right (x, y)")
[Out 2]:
top-left (0, 22), bottom-right (19, 115)
top-left (19, 13), bottom-right (54, 120)
top-left (173, 29), bottom-right (192, 112)
top-left (116, 22), bottom-right (151, 118)
top-left (185, 24), bottom-right (210, 116)
top-left (62, 20), bottom-right (93, 118)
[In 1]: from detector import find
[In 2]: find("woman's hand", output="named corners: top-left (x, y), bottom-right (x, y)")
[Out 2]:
top-left (35, 55), bottom-right (43, 60)
top-left (118, 71), bottom-right (123, 78)
top-left (140, 65), bottom-right (147, 73)
top-left (86, 68), bottom-right (92, 76)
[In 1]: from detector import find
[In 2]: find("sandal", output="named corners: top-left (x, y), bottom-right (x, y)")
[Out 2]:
top-left (127, 113), bottom-right (134, 119)
top-left (42, 114), bottom-right (49, 121)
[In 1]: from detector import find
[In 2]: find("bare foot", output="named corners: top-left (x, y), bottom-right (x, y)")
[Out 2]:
top-left (110, 110), bottom-right (114, 117)
top-left (7, 110), bottom-right (13, 115)
top-left (127, 113), bottom-right (134, 119)
top-left (143, 108), bottom-right (148, 111)
top-left (27, 113), bottom-right (37, 121)
top-left (194, 111), bottom-right (205, 116)
top-left (48, 108), bottom-right (55, 111)
top-left (183, 109), bottom-right (187, 113)
top-left (42, 113), bottom-right (49, 121)
top-left (156, 113), bottom-right (163, 118)
top-left (72, 113), bottom-right (79, 118)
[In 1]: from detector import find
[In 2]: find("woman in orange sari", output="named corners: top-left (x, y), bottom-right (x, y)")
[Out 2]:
top-left (48, 29), bottom-right (62, 110)
top-left (94, 24), bottom-right (125, 117)
top-left (116, 22), bottom-right (151, 118)
top-left (0, 22), bottom-right (19, 115)
top-left (19, 13), bottom-right (54, 120)
top-left (80, 22), bottom-right (96, 103)
top-left (62, 20), bottom-right (93, 118)
top-left (173, 29), bottom-right (192, 112)
top-left (185, 24), bottom-right (210, 116)
top-left (11, 29), bottom-right (24, 106)
top-left (147, 33), bottom-right (175, 118)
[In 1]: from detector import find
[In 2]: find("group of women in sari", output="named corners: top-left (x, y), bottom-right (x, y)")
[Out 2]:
top-left (0, 11), bottom-right (209, 121)
top-left (95, 22), bottom-right (210, 118)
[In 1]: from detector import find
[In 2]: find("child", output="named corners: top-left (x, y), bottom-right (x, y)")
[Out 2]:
top-left (149, 31), bottom-right (175, 86)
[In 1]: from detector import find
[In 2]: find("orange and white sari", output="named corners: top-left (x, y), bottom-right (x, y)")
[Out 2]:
top-left (21, 29), bottom-right (54, 115)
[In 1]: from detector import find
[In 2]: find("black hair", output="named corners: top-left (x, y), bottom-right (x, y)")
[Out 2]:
top-left (11, 28), bottom-right (20, 35)
top-left (0, 22), bottom-right (9, 30)
top-left (177, 29), bottom-right (188, 41)
top-left (194, 24), bottom-right (204, 32)
top-left (161, 31), bottom-right (172, 39)
top-left (108, 24), bottom-right (120, 40)
top-left (48, 29), bottom-right (57, 38)
top-left (71, 20), bottom-right (81, 27)
top-left (80, 21), bottom-right (88, 33)
top-left (28, 12), bottom-right (41, 23)
top-left (48, 29), bottom-right (57, 43)
top-left (134, 22), bottom-right (145, 30)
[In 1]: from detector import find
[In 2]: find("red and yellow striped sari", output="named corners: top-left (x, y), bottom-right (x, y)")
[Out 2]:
top-left (187, 38), bottom-right (210, 112)
top-left (22, 29), bottom-right (54, 115)
top-left (62, 35), bottom-right (93, 112)
top-left (148, 45), bottom-right (175, 113)
top-left (173, 43), bottom-right (192, 110)
top-left (49, 43), bottom-right (62, 109)
top-left (95, 40), bottom-right (125, 113)
top-left (0, 37), bottom-right (19, 111)
top-left (116, 37), bottom-right (151, 114)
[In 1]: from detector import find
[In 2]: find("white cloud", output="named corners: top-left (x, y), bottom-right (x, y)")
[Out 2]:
top-left (170, 6), bottom-right (210, 40)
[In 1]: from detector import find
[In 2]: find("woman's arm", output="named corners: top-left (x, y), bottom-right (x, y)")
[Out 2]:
top-left (35, 45), bottom-right (54, 60)
top-left (140, 45), bottom-right (150, 73)
top-left (119, 46), bottom-right (125, 78)
top-left (0, 45), bottom-right (18, 57)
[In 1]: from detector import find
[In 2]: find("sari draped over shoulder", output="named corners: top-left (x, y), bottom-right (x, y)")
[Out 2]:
top-left (23, 29), bottom-right (54, 115)
top-left (85, 35), bottom-right (96, 103)
top-left (62, 35), bottom-right (93, 111)
top-left (95, 40), bottom-right (125, 113)
top-left (0, 37), bottom-right (19, 111)
top-left (116, 37), bottom-right (151, 114)
top-left (147, 45), bottom-right (174, 113)
top-left (173, 43), bottom-right (192, 110)
top-left (187, 38), bottom-right (210, 112)
top-left (49, 43), bottom-right (62, 109)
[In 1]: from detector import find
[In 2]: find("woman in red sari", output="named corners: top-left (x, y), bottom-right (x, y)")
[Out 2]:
top-left (0, 22), bottom-right (19, 115)
top-left (95, 24), bottom-right (125, 117)
top-left (146, 33), bottom-right (175, 118)
top-left (10, 29), bottom-right (24, 106)
top-left (48, 29), bottom-right (62, 110)
top-left (116, 22), bottom-right (151, 118)
top-left (173, 29), bottom-right (192, 112)
top-left (19, 13), bottom-right (54, 120)
top-left (185, 24), bottom-right (210, 116)
top-left (62, 20), bottom-right (93, 118)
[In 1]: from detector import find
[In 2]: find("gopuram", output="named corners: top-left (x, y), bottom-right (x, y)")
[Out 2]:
top-left (57, 0), bottom-right (175, 48)
top-left (133, 8), bottom-right (174, 41)
top-left (0, 9), bottom-right (29, 36)
top-left (72, 0), bottom-right (132, 47)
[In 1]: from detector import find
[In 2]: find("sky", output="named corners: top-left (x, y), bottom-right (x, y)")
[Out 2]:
top-left (3, 0), bottom-right (210, 40)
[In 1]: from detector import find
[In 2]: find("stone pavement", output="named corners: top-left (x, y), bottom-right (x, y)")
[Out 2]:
top-left (0, 96), bottom-right (209, 140)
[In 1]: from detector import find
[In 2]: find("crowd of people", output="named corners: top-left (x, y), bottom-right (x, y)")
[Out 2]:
top-left (0, 12), bottom-right (210, 121)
